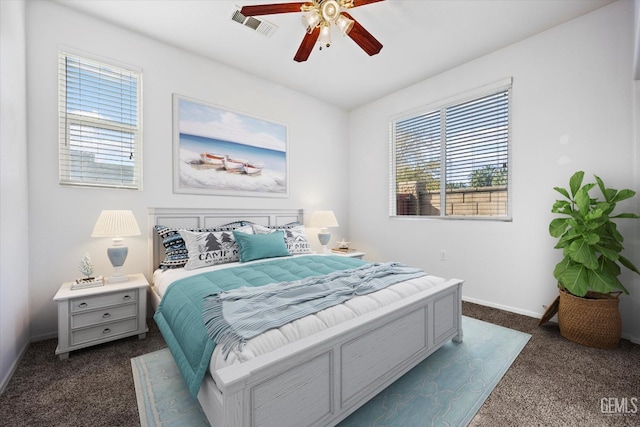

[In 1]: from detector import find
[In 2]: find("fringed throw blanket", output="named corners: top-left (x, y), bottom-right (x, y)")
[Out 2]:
top-left (202, 262), bottom-right (426, 358)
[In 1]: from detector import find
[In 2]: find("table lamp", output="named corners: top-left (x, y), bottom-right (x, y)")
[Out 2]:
top-left (91, 210), bottom-right (141, 283)
top-left (309, 210), bottom-right (339, 253)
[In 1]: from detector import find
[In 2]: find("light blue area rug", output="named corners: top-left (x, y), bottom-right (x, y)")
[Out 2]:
top-left (131, 316), bottom-right (530, 427)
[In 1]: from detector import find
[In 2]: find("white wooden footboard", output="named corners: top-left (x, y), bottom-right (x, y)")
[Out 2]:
top-left (197, 278), bottom-right (463, 427)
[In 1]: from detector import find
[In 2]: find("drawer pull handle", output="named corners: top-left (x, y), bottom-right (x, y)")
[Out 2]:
top-left (103, 328), bottom-right (111, 334)
top-left (78, 302), bottom-right (88, 308)
top-left (102, 313), bottom-right (111, 319)
top-left (123, 295), bottom-right (132, 301)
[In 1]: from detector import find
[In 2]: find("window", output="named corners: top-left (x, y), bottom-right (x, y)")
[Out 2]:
top-left (390, 80), bottom-right (511, 219)
top-left (59, 52), bottom-right (142, 189)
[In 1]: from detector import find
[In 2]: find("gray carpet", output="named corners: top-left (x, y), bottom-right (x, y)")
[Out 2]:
top-left (0, 302), bottom-right (638, 427)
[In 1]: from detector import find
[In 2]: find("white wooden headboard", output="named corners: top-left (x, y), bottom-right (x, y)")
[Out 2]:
top-left (147, 207), bottom-right (305, 277)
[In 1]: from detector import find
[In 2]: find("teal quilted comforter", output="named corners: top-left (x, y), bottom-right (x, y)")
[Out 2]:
top-left (153, 255), bottom-right (367, 397)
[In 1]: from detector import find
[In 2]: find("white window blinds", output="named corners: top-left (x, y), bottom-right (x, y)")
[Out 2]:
top-left (390, 81), bottom-right (511, 219)
top-left (445, 91), bottom-right (509, 190)
top-left (59, 52), bottom-right (142, 189)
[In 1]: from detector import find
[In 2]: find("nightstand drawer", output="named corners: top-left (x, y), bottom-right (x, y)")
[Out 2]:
top-left (71, 318), bottom-right (138, 346)
top-left (70, 290), bottom-right (137, 313)
top-left (71, 303), bottom-right (137, 329)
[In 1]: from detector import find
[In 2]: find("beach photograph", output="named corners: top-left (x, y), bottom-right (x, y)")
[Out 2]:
top-left (174, 96), bottom-right (288, 196)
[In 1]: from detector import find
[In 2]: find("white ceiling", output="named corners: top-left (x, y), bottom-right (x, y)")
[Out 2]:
top-left (55, 0), bottom-right (616, 110)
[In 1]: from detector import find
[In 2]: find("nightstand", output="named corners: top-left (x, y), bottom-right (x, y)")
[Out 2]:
top-left (53, 273), bottom-right (149, 359)
top-left (330, 250), bottom-right (366, 260)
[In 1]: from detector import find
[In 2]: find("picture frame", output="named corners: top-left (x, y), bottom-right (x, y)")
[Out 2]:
top-left (172, 94), bottom-right (289, 198)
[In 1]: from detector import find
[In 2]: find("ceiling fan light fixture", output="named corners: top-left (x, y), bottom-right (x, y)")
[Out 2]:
top-left (243, 0), bottom-right (384, 62)
top-left (319, 23), bottom-right (332, 49)
top-left (321, 0), bottom-right (341, 22)
top-left (335, 14), bottom-right (354, 35)
top-left (301, 9), bottom-right (321, 33)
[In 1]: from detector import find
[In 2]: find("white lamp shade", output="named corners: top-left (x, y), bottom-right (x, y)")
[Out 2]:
top-left (309, 210), bottom-right (339, 228)
top-left (301, 10), bottom-right (321, 32)
top-left (336, 15), bottom-right (354, 35)
top-left (91, 210), bottom-right (141, 238)
top-left (319, 24), bottom-right (331, 47)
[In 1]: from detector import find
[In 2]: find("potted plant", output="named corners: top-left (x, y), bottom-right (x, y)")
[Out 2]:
top-left (549, 171), bottom-right (639, 348)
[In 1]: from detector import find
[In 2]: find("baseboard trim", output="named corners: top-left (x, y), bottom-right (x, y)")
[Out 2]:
top-left (462, 296), bottom-right (542, 319)
top-left (0, 339), bottom-right (30, 395)
top-left (30, 331), bottom-right (57, 342)
top-left (462, 296), bottom-right (640, 345)
top-left (621, 332), bottom-right (640, 345)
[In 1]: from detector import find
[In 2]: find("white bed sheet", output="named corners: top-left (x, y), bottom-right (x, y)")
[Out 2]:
top-left (153, 254), bottom-right (446, 386)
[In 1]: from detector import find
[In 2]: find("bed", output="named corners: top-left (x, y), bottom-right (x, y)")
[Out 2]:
top-left (147, 207), bottom-right (464, 427)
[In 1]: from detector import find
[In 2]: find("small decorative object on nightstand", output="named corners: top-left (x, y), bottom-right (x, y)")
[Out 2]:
top-left (330, 248), bottom-right (366, 260)
top-left (54, 273), bottom-right (149, 359)
top-left (337, 239), bottom-right (350, 249)
top-left (72, 253), bottom-right (103, 290)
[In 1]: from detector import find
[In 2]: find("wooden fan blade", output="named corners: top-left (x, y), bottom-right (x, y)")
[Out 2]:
top-left (240, 2), bottom-right (308, 16)
top-left (294, 27), bottom-right (320, 62)
top-left (342, 12), bottom-right (383, 56)
top-left (351, 0), bottom-right (385, 7)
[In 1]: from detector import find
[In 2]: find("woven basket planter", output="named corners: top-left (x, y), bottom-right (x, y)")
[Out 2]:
top-left (557, 288), bottom-right (621, 349)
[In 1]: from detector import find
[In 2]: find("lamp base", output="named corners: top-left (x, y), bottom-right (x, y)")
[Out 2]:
top-left (318, 229), bottom-right (331, 253)
top-left (107, 246), bottom-right (128, 267)
top-left (108, 267), bottom-right (129, 283)
top-left (107, 246), bottom-right (129, 283)
top-left (108, 274), bottom-right (129, 283)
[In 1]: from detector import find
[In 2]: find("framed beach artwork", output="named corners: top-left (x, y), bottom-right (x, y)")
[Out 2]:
top-left (172, 94), bottom-right (288, 197)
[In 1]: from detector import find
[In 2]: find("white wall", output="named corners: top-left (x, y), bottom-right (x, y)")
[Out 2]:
top-left (0, 0), bottom-right (31, 392)
top-left (349, 0), bottom-right (640, 342)
top-left (26, 1), bottom-right (351, 339)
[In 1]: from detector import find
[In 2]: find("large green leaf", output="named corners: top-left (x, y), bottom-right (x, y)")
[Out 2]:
top-left (568, 239), bottom-right (598, 269)
top-left (549, 218), bottom-right (569, 238)
top-left (594, 175), bottom-right (607, 199)
top-left (587, 268), bottom-right (619, 293)
top-left (559, 264), bottom-right (590, 296)
top-left (612, 212), bottom-right (640, 219)
top-left (608, 222), bottom-right (624, 243)
top-left (555, 232), bottom-right (580, 249)
top-left (584, 208), bottom-right (604, 222)
top-left (553, 186), bottom-right (571, 200)
top-left (551, 200), bottom-right (572, 214)
top-left (594, 245), bottom-right (619, 261)
top-left (553, 257), bottom-right (572, 279)
top-left (569, 171), bottom-right (584, 197)
top-left (584, 233), bottom-right (600, 245)
top-left (611, 188), bottom-right (636, 203)
top-left (619, 255), bottom-right (640, 275)
top-left (600, 256), bottom-right (621, 277)
top-left (575, 187), bottom-right (591, 214)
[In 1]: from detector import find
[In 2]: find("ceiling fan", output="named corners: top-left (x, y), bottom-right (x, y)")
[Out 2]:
top-left (240, 0), bottom-right (384, 62)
